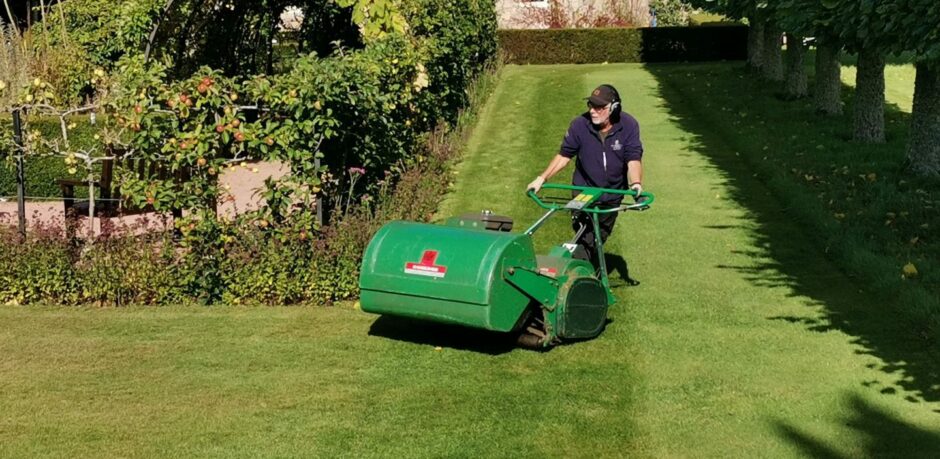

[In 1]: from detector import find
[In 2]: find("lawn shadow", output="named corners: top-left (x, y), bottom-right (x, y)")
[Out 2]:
top-left (772, 392), bottom-right (940, 457)
top-left (605, 253), bottom-right (641, 287)
top-left (368, 315), bottom-right (519, 355)
top-left (644, 60), bottom-right (939, 408)
top-left (368, 313), bottom-right (613, 354)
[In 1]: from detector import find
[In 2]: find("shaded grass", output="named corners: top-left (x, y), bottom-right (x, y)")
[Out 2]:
top-left (644, 58), bottom-right (940, 402)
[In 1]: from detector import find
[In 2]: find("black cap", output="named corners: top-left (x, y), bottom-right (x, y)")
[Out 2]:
top-left (587, 85), bottom-right (618, 106)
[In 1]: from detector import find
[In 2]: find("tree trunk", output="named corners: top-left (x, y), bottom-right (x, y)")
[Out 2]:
top-left (746, 19), bottom-right (764, 71)
top-left (761, 23), bottom-right (783, 82)
top-left (907, 61), bottom-right (940, 177)
top-left (814, 41), bottom-right (843, 115)
top-left (784, 33), bottom-right (808, 98)
top-left (853, 48), bottom-right (886, 143)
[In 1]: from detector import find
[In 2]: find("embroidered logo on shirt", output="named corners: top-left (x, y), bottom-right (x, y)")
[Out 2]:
top-left (612, 139), bottom-right (622, 151)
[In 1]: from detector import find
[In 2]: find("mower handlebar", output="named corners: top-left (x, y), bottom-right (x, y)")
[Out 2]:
top-left (526, 183), bottom-right (655, 213)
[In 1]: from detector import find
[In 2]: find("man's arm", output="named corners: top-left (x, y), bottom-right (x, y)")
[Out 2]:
top-left (527, 154), bottom-right (571, 192)
top-left (627, 160), bottom-right (642, 186)
top-left (627, 159), bottom-right (643, 199)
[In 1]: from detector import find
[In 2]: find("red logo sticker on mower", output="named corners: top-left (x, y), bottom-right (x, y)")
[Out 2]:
top-left (538, 267), bottom-right (558, 278)
top-left (404, 250), bottom-right (447, 278)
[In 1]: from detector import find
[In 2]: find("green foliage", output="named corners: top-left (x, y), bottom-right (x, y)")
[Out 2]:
top-left (498, 28), bottom-right (643, 65)
top-left (104, 20), bottom-right (490, 222)
top-left (0, 24), bottom-right (29, 109)
top-left (641, 26), bottom-right (747, 62)
top-left (0, 224), bottom-right (80, 305)
top-left (775, 0), bottom-right (832, 40)
top-left (334, 0), bottom-right (409, 39)
top-left (26, 0), bottom-right (163, 104)
top-left (650, 0), bottom-right (693, 26)
top-left (816, 1), bottom-right (897, 55)
top-left (403, 0), bottom-right (498, 124)
top-left (220, 222), bottom-right (318, 305)
top-left (888, 1), bottom-right (940, 62)
top-left (0, 117), bottom-right (101, 198)
top-left (0, 112), bottom-right (480, 306)
top-left (151, 0), bottom-right (305, 78)
top-left (0, 52), bottom-right (501, 308)
top-left (38, 0), bottom-right (163, 66)
top-left (498, 26), bottom-right (747, 65)
top-left (277, 35), bottom-right (425, 196)
top-left (75, 231), bottom-right (185, 305)
top-left (0, 0), bottom-right (498, 306)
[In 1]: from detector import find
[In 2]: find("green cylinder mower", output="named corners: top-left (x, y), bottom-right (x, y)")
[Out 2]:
top-left (358, 183), bottom-right (654, 348)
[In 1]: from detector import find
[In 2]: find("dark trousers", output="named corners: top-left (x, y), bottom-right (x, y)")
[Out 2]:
top-left (571, 203), bottom-right (619, 269)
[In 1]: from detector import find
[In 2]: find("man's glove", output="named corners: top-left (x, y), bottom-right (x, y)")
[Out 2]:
top-left (630, 182), bottom-right (645, 202)
top-left (527, 175), bottom-right (546, 193)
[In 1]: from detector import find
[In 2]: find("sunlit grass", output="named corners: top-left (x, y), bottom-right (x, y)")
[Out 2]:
top-left (1, 63), bottom-right (938, 458)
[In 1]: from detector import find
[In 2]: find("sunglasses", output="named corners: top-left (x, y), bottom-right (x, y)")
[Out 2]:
top-left (587, 102), bottom-right (610, 110)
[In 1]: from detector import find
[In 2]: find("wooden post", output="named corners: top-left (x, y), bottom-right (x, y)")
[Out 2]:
top-left (12, 109), bottom-right (26, 239)
top-left (315, 156), bottom-right (323, 228)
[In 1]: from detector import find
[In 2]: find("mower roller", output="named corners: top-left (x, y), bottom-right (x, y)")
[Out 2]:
top-left (358, 183), bottom-right (655, 348)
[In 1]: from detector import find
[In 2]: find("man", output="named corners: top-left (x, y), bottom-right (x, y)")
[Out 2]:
top-left (527, 84), bottom-right (644, 274)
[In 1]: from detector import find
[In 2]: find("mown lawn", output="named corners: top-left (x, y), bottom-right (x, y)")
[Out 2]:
top-left (2, 62), bottom-right (938, 457)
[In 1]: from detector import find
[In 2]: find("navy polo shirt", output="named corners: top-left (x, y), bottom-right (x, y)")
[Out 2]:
top-left (559, 112), bottom-right (643, 203)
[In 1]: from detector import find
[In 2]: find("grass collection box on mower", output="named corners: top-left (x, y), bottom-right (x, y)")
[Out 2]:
top-left (359, 184), bottom-right (654, 348)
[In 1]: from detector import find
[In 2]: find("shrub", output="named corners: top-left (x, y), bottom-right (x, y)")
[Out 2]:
top-left (650, 0), bottom-right (693, 27)
top-left (221, 222), bottom-right (318, 306)
top-left (0, 0), bottom-right (500, 307)
top-left (0, 51), bottom-right (502, 308)
top-left (404, 0), bottom-right (498, 125)
top-left (0, 117), bottom-right (101, 198)
top-left (0, 223), bottom-right (80, 305)
top-left (75, 229), bottom-right (185, 306)
top-left (498, 28), bottom-right (643, 64)
top-left (640, 25), bottom-right (747, 62)
top-left (498, 26), bottom-right (747, 64)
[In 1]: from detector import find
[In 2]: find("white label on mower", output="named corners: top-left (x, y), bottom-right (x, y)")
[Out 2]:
top-left (404, 250), bottom-right (447, 278)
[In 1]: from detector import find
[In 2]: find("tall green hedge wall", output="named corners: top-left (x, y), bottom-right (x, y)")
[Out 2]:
top-left (497, 28), bottom-right (643, 65)
top-left (498, 25), bottom-right (747, 65)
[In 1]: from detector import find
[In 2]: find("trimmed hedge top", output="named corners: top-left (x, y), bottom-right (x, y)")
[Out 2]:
top-left (498, 25), bottom-right (747, 65)
top-left (497, 28), bottom-right (643, 65)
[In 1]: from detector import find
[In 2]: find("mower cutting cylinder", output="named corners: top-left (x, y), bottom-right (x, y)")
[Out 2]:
top-left (359, 220), bottom-right (538, 332)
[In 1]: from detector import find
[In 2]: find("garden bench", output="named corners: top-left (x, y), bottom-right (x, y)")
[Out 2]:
top-left (58, 150), bottom-right (192, 228)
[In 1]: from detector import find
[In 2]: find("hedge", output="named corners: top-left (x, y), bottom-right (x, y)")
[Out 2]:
top-left (640, 26), bottom-right (747, 63)
top-left (0, 118), bottom-right (99, 199)
top-left (498, 25), bottom-right (747, 65)
top-left (498, 28), bottom-right (642, 65)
